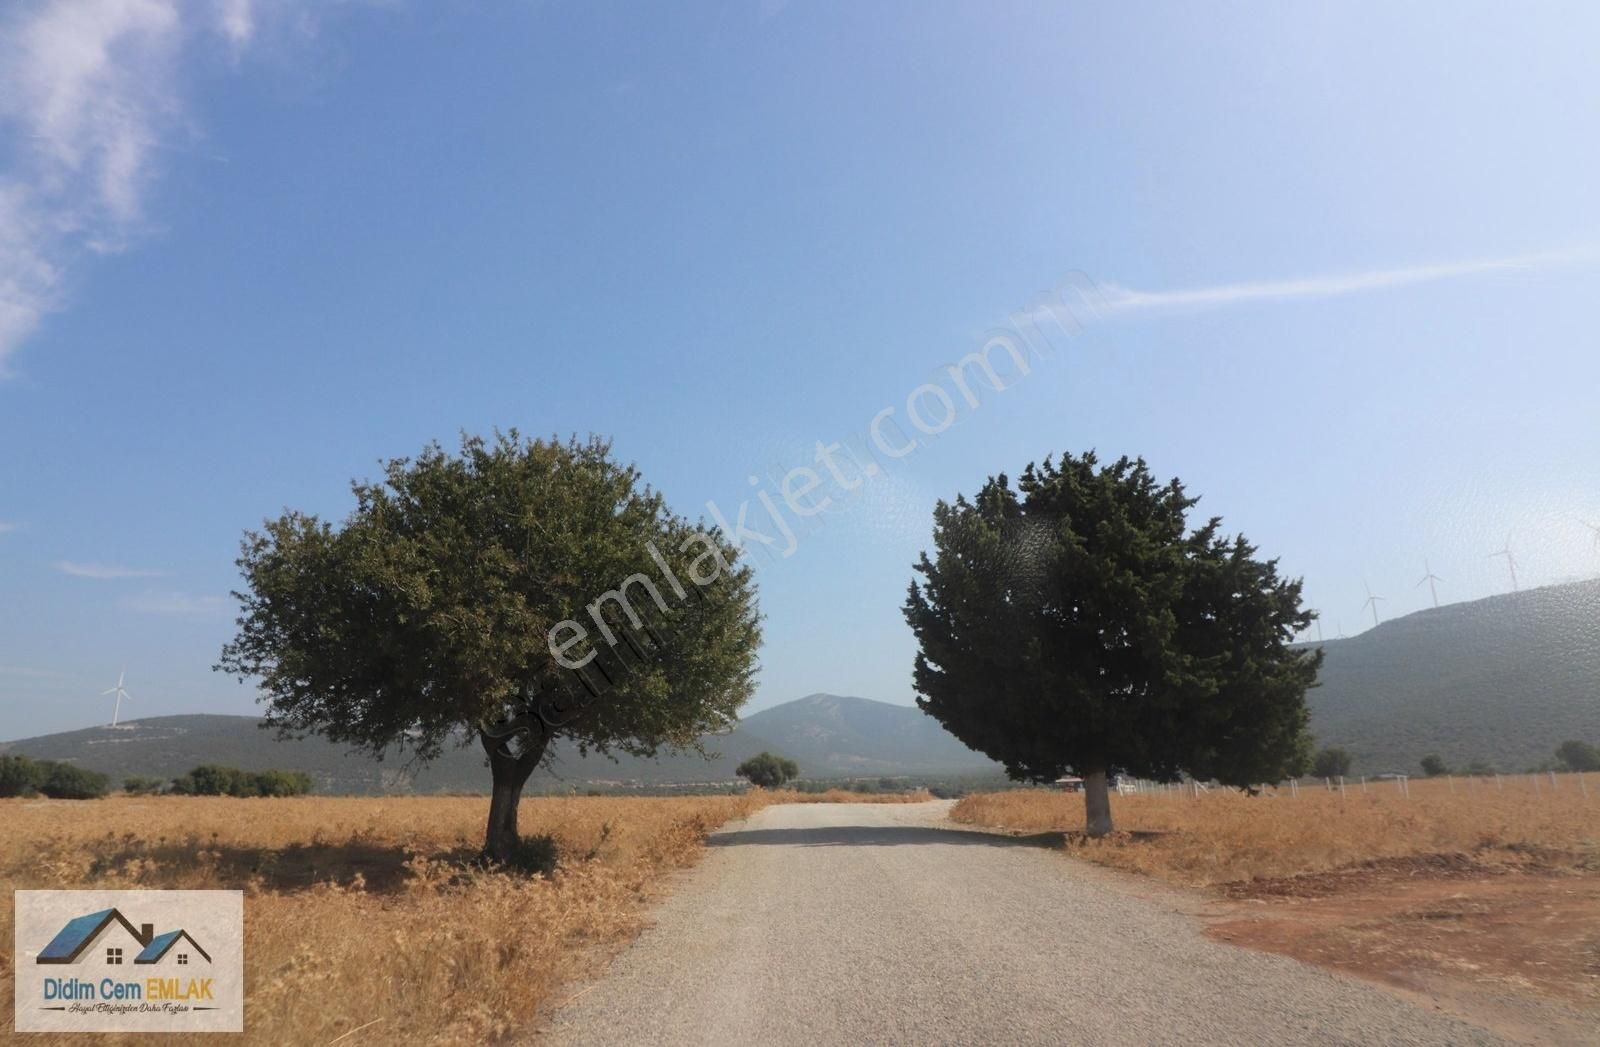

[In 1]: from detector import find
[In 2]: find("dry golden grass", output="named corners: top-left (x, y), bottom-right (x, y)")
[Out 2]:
top-left (951, 774), bottom-right (1600, 886)
top-left (0, 793), bottom-right (772, 1045)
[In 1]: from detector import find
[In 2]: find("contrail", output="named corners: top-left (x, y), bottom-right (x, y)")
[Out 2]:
top-left (1096, 246), bottom-right (1597, 313)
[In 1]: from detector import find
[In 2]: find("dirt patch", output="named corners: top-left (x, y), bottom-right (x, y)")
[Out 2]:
top-left (1207, 854), bottom-right (1600, 1044)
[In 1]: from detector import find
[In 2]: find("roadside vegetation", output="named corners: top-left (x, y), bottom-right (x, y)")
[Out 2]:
top-left (950, 776), bottom-right (1600, 886)
top-left (0, 793), bottom-right (769, 1043)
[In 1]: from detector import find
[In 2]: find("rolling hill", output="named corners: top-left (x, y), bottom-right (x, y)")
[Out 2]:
top-left (1304, 578), bottom-right (1600, 774)
top-left (0, 693), bottom-right (999, 794)
top-left (7, 580), bottom-right (1596, 790)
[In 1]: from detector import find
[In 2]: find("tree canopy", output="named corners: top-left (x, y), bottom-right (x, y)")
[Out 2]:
top-left (1311, 747), bottom-right (1352, 779)
top-left (903, 451), bottom-right (1319, 834)
top-left (736, 752), bottom-right (799, 789)
top-left (217, 431), bottom-right (762, 859)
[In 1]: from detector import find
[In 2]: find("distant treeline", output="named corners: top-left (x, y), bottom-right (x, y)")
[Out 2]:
top-left (0, 755), bottom-right (314, 799)
top-left (0, 755), bottom-right (113, 799)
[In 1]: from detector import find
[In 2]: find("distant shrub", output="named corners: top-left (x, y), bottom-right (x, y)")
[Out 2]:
top-left (1420, 754), bottom-right (1450, 778)
top-left (122, 775), bottom-right (166, 796)
top-left (170, 764), bottom-right (314, 797)
top-left (38, 762), bottom-right (111, 799)
top-left (1556, 740), bottom-right (1600, 773)
top-left (0, 754), bottom-right (45, 797)
top-left (251, 769), bottom-right (314, 797)
top-left (1310, 747), bottom-right (1352, 779)
top-left (735, 752), bottom-right (799, 789)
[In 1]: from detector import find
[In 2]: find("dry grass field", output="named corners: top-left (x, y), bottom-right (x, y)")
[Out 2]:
top-left (953, 775), bottom-right (1600, 1024)
top-left (951, 775), bottom-right (1600, 885)
top-left (1, 792), bottom-right (785, 1045)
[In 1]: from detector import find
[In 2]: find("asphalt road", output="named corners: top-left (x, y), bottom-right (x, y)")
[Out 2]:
top-left (543, 801), bottom-right (1505, 1046)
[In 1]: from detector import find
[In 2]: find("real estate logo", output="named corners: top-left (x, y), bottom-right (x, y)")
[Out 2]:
top-left (14, 890), bottom-right (243, 1033)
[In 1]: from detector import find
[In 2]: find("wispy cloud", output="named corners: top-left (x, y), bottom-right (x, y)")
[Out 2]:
top-left (126, 589), bottom-right (228, 616)
top-left (56, 559), bottom-right (164, 579)
top-left (0, 1), bottom-right (381, 375)
top-left (1093, 247), bottom-right (1597, 314)
top-left (0, 521), bottom-right (18, 535)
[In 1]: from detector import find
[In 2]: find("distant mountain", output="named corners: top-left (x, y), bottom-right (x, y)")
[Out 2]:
top-left (14, 580), bottom-right (1591, 791)
top-left (0, 694), bottom-right (997, 794)
top-left (740, 693), bottom-right (999, 775)
top-left (1305, 578), bottom-right (1600, 774)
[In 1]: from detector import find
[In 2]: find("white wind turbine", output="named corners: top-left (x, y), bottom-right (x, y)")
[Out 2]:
top-left (1488, 533), bottom-right (1519, 592)
top-left (1415, 559), bottom-right (1443, 608)
top-left (101, 670), bottom-right (133, 727)
top-left (1579, 518), bottom-right (1600, 556)
top-left (1361, 582), bottom-right (1385, 629)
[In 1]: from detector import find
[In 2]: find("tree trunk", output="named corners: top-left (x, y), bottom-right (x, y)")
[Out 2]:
top-left (1083, 769), bottom-right (1114, 837)
top-left (481, 732), bottom-right (550, 863)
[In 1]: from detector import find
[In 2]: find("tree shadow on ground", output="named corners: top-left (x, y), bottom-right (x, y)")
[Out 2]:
top-left (84, 839), bottom-right (474, 893)
top-left (708, 825), bottom-right (1068, 849)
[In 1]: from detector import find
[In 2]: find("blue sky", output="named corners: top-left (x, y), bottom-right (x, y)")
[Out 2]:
top-left (2, 1), bottom-right (1598, 740)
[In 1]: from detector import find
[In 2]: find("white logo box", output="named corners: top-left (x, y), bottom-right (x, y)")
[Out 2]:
top-left (14, 890), bottom-right (244, 1033)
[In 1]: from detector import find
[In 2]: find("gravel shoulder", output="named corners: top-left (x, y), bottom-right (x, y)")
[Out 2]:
top-left (542, 801), bottom-right (1510, 1046)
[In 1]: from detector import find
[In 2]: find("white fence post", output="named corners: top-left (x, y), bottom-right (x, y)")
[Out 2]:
top-left (1337, 775), bottom-right (1347, 799)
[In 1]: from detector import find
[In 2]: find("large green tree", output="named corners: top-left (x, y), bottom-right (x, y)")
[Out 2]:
top-left (903, 451), bottom-right (1319, 835)
top-left (217, 432), bottom-right (761, 861)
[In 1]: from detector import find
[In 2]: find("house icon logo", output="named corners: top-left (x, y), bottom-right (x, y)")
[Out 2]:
top-left (14, 889), bottom-right (243, 1033)
top-left (36, 907), bottom-right (213, 968)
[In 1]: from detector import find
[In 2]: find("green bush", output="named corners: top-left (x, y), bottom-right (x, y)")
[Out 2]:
top-left (1310, 747), bottom-right (1352, 778)
top-left (170, 764), bottom-right (314, 797)
top-left (735, 752), bottom-right (799, 789)
top-left (251, 769), bottom-right (314, 797)
top-left (39, 763), bottom-right (111, 799)
top-left (0, 754), bottom-right (45, 797)
top-left (1556, 740), bottom-right (1600, 773)
top-left (1420, 754), bottom-right (1450, 777)
top-left (122, 775), bottom-right (166, 796)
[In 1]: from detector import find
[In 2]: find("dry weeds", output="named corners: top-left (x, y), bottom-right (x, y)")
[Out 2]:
top-left (0, 793), bottom-right (769, 1045)
top-left (950, 775), bottom-right (1600, 886)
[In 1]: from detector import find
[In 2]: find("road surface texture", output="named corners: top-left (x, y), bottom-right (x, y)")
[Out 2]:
top-left (544, 801), bottom-right (1506, 1046)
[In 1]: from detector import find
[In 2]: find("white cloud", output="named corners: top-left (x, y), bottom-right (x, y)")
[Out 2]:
top-left (0, 521), bottom-right (18, 535)
top-left (55, 559), bottom-right (164, 579)
top-left (0, 0), bottom-right (373, 374)
top-left (126, 589), bottom-right (229, 615)
top-left (1092, 247), bottom-right (1598, 315)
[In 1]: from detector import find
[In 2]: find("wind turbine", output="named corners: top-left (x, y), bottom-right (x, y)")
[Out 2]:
top-left (1415, 559), bottom-right (1443, 608)
top-left (100, 670), bottom-right (133, 727)
top-left (1488, 533), bottom-right (1519, 592)
top-left (1361, 582), bottom-right (1385, 629)
top-left (1579, 518), bottom-right (1600, 555)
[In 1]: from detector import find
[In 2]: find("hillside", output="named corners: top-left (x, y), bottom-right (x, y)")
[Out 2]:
top-left (740, 693), bottom-right (1000, 775)
top-left (0, 694), bottom-right (998, 794)
top-left (1306, 578), bottom-right (1600, 774)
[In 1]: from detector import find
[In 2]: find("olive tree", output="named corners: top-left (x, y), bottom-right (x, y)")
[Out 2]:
top-left (735, 752), bottom-right (798, 789)
top-left (217, 432), bottom-right (761, 861)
